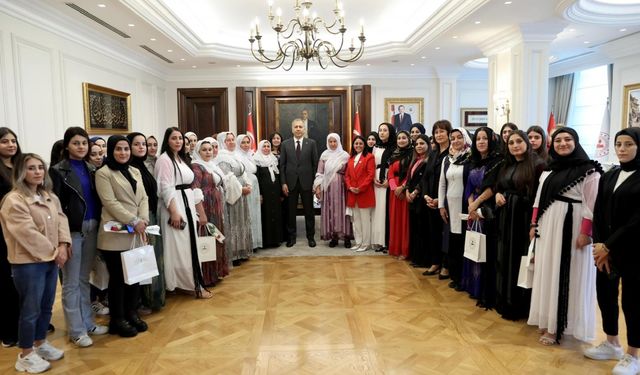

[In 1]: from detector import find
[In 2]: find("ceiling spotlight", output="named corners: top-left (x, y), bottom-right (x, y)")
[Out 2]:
top-left (620, 28), bottom-right (627, 32)
top-left (150, 38), bottom-right (156, 41)
top-left (167, 49), bottom-right (173, 52)
top-left (236, 64), bottom-right (241, 67)
top-left (97, 4), bottom-right (106, 8)
top-left (584, 41), bottom-right (590, 44)
top-left (568, 28), bottom-right (575, 32)
top-left (421, 56), bottom-right (426, 59)
top-left (128, 24), bottom-right (135, 27)
top-left (474, 21), bottom-right (481, 24)
top-left (180, 58), bottom-right (185, 61)
top-left (504, 1), bottom-right (512, 4)
top-left (366, 63), bottom-right (371, 66)
top-left (452, 35), bottom-right (458, 39)
top-left (191, 65), bottom-right (197, 68)
top-left (410, 63), bottom-right (415, 66)
top-left (435, 46), bottom-right (441, 50)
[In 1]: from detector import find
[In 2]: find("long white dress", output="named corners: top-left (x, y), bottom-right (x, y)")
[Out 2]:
top-left (527, 171), bottom-right (599, 342)
top-left (245, 171), bottom-right (262, 249)
top-left (155, 153), bottom-right (203, 292)
top-left (371, 146), bottom-right (387, 247)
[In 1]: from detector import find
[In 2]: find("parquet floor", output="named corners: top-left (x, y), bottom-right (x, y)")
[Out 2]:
top-left (0, 255), bottom-right (623, 374)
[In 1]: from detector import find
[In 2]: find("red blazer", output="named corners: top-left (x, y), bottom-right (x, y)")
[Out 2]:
top-left (345, 152), bottom-right (375, 208)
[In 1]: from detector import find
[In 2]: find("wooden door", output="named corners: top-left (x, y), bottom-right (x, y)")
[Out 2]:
top-left (177, 88), bottom-right (228, 137)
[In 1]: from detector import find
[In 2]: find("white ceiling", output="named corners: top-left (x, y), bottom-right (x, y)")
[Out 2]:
top-left (24, 0), bottom-right (640, 75)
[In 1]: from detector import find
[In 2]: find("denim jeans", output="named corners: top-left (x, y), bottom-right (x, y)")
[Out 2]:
top-left (12, 261), bottom-right (58, 349)
top-left (62, 219), bottom-right (98, 337)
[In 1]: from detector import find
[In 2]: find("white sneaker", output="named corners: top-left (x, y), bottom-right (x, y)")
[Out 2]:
top-left (88, 325), bottom-right (108, 336)
top-left (70, 334), bottom-right (93, 348)
top-left (584, 340), bottom-right (624, 360)
top-left (350, 243), bottom-right (361, 250)
top-left (34, 341), bottom-right (64, 361)
top-left (613, 354), bottom-right (640, 375)
top-left (91, 301), bottom-right (110, 315)
top-left (15, 351), bottom-right (51, 373)
top-left (355, 245), bottom-right (369, 252)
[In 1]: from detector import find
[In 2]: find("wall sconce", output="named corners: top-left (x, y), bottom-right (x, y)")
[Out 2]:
top-left (495, 99), bottom-right (511, 123)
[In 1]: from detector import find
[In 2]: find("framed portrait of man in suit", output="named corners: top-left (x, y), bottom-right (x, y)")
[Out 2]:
top-left (275, 100), bottom-right (333, 155)
top-left (384, 97), bottom-right (424, 133)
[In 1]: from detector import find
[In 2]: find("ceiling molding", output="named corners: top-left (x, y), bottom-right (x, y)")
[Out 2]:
top-left (479, 25), bottom-right (523, 56)
top-left (0, 0), bottom-right (169, 79)
top-left (597, 31), bottom-right (640, 59)
top-left (558, 0), bottom-right (640, 25)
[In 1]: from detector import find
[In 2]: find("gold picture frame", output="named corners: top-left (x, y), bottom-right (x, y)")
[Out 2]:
top-left (384, 97), bottom-right (424, 130)
top-left (623, 83), bottom-right (640, 128)
top-left (82, 83), bottom-right (131, 134)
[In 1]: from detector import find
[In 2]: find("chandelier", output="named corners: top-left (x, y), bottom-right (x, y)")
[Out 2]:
top-left (248, 0), bottom-right (366, 71)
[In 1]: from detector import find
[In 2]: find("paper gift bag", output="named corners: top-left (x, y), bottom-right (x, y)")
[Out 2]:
top-left (463, 220), bottom-right (486, 263)
top-left (121, 243), bottom-right (159, 285)
top-left (517, 256), bottom-right (534, 289)
top-left (89, 255), bottom-right (109, 290)
top-left (197, 227), bottom-right (217, 262)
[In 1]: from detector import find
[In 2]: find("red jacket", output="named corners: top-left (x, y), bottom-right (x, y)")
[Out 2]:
top-left (345, 152), bottom-right (375, 208)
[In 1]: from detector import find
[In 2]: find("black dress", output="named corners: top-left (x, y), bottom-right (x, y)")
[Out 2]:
top-left (420, 148), bottom-right (448, 267)
top-left (407, 160), bottom-right (428, 266)
top-left (256, 166), bottom-right (283, 248)
top-left (0, 170), bottom-right (19, 344)
top-left (494, 162), bottom-right (534, 320)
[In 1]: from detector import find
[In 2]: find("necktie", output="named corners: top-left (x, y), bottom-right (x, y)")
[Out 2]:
top-left (296, 140), bottom-right (301, 159)
top-left (400, 114), bottom-right (403, 122)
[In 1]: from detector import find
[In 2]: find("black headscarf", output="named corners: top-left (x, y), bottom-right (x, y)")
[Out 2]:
top-left (127, 132), bottom-right (158, 212)
top-left (538, 127), bottom-right (601, 218)
top-left (471, 126), bottom-right (499, 168)
top-left (389, 130), bottom-right (414, 181)
top-left (376, 123), bottom-right (397, 181)
top-left (615, 127), bottom-right (640, 171)
top-left (106, 135), bottom-right (136, 193)
top-left (366, 131), bottom-right (380, 153)
top-left (410, 123), bottom-right (426, 135)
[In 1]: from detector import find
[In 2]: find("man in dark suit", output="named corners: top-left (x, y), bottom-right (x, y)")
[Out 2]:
top-left (393, 105), bottom-right (412, 132)
top-left (280, 118), bottom-right (319, 248)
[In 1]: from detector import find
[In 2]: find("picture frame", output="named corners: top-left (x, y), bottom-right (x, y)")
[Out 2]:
top-left (461, 108), bottom-right (488, 130)
top-left (82, 83), bottom-right (131, 134)
top-left (622, 83), bottom-right (640, 128)
top-left (384, 97), bottom-right (424, 131)
top-left (274, 99), bottom-right (334, 155)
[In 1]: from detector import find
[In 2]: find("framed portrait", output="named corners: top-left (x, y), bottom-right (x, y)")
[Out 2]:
top-left (623, 83), bottom-right (640, 128)
top-left (82, 83), bottom-right (131, 134)
top-left (275, 100), bottom-right (333, 155)
top-left (461, 108), bottom-right (488, 130)
top-left (384, 97), bottom-right (424, 131)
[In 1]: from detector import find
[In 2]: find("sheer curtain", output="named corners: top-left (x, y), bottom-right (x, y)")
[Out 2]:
top-left (548, 73), bottom-right (575, 125)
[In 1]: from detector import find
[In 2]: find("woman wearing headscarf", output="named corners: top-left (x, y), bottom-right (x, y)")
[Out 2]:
top-left (409, 123), bottom-right (426, 143)
top-left (527, 126), bottom-right (549, 162)
top-left (191, 138), bottom-right (229, 285)
top-left (528, 127), bottom-right (602, 346)
top-left (95, 136), bottom-right (149, 337)
top-left (371, 123), bottom-right (397, 252)
top-left (155, 127), bottom-right (211, 299)
top-left (215, 132), bottom-right (253, 264)
top-left (254, 140), bottom-right (283, 248)
top-left (438, 127), bottom-right (472, 291)
top-left (144, 136), bottom-right (159, 175)
top-left (127, 132), bottom-right (165, 311)
top-left (493, 130), bottom-right (544, 318)
top-left (406, 134), bottom-right (431, 265)
top-left (184, 132), bottom-right (198, 161)
top-left (268, 132), bottom-right (287, 242)
top-left (460, 126), bottom-right (502, 301)
top-left (421, 120), bottom-right (452, 277)
top-left (387, 130), bottom-right (413, 258)
top-left (584, 127), bottom-right (640, 374)
top-left (236, 134), bottom-right (262, 250)
top-left (313, 133), bottom-right (352, 248)
top-left (191, 137), bottom-right (229, 282)
top-left (366, 132), bottom-right (379, 154)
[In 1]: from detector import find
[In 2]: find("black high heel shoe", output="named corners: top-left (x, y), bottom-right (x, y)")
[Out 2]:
top-left (127, 314), bottom-right (148, 332)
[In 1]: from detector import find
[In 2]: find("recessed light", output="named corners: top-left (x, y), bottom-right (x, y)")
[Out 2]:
top-left (504, 1), bottom-right (512, 4)
top-left (236, 64), bottom-right (241, 67)
top-left (620, 28), bottom-right (627, 32)
top-left (421, 56), bottom-right (426, 59)
top-left (568, 28), bottom-right (575, 32)
top-left (150, 38), bottom-right (156, 41)
top-left (167, 49), bottom-right (173, 52)
top-left (452, 35), bottom-right (458, 39)
top-left (128, 23), bottom-right (135, 27)
top-left (584, 41), bottom-right (590, 44)
top-left (410, 63), bottom-right (415, 66)
top-left (435, 46), bottom-right (441, 50)
top-left (180, 58), bottom-right (185, 61)
top-left (97, 4), bottom-right (106, 8)
top-left (366, 63), bottom-right (371, 66)
top-left (191, 65), bottom-right (197, 68)
top-left (474, 21), bottom-right (481, 24)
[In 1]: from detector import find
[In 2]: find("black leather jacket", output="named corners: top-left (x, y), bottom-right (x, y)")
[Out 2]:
top-left (50, 159), bottom-right (100, 232)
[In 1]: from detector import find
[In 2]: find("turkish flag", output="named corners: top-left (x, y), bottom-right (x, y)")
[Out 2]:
top-left (353, 111), bottom-right (362, 137)
top-left (247, 111), bottom-right (256, 152)
top-left (547, 111), bottom-right (556, 137)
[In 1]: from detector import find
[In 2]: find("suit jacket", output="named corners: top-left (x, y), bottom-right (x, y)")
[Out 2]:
top-left (95, 166), bottom-right (149, 251)
top-left (279, 137), bottom-right (318, 191)
top-left (393, 113), bottom-right (412, 132)
top-left (345, 153), bottom-right (375, 208)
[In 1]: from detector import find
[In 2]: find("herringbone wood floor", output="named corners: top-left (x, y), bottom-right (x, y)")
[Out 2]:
top-left (0, 256), bottom-right (623, 374)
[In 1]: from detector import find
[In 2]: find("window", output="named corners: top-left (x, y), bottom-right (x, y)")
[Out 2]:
top-left (566, 65), bottom-right (609, 158)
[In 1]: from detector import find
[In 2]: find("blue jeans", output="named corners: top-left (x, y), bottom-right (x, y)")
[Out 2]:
top-left (62, 219), bottom-right (98, 337)
top-left (12, 262), bottom-right (58, 349)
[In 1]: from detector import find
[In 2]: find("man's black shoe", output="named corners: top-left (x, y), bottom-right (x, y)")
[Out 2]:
top-left (308, 239), bottom-right (316, 247)
top-left (286, 239), bottom-right (296, 247)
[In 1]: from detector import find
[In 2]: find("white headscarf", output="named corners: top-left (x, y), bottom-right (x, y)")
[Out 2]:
top-left (214, 132), bottom-right (244, 173)
top-left (253, 140), bottom-right (279, 182)
top-left (315, 133), bottom-right (350, 191)
top-left (192, 138), bottom-right (224, 185)
top-left (235, 134), bottom-right (257, 174)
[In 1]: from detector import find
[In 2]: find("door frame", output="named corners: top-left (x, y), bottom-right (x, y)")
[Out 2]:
top-left (177, 87), bottom-right (229, 134)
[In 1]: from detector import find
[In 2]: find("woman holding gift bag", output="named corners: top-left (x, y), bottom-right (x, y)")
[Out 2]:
top-left (95, 136), bottom-right (150, 338)
top-left (528, 127), bottom-right (602, 345)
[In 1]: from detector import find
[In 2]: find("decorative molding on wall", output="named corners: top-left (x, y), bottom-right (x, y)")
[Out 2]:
top-left (0, 30), bottom-right (8, 126)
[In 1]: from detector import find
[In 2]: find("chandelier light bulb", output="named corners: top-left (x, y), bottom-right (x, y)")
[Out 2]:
top-left (276, 8), bottom-right (282, 16)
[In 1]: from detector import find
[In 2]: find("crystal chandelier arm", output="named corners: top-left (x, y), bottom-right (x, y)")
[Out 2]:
top-left (276, 18), bottom-right (302, 39)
